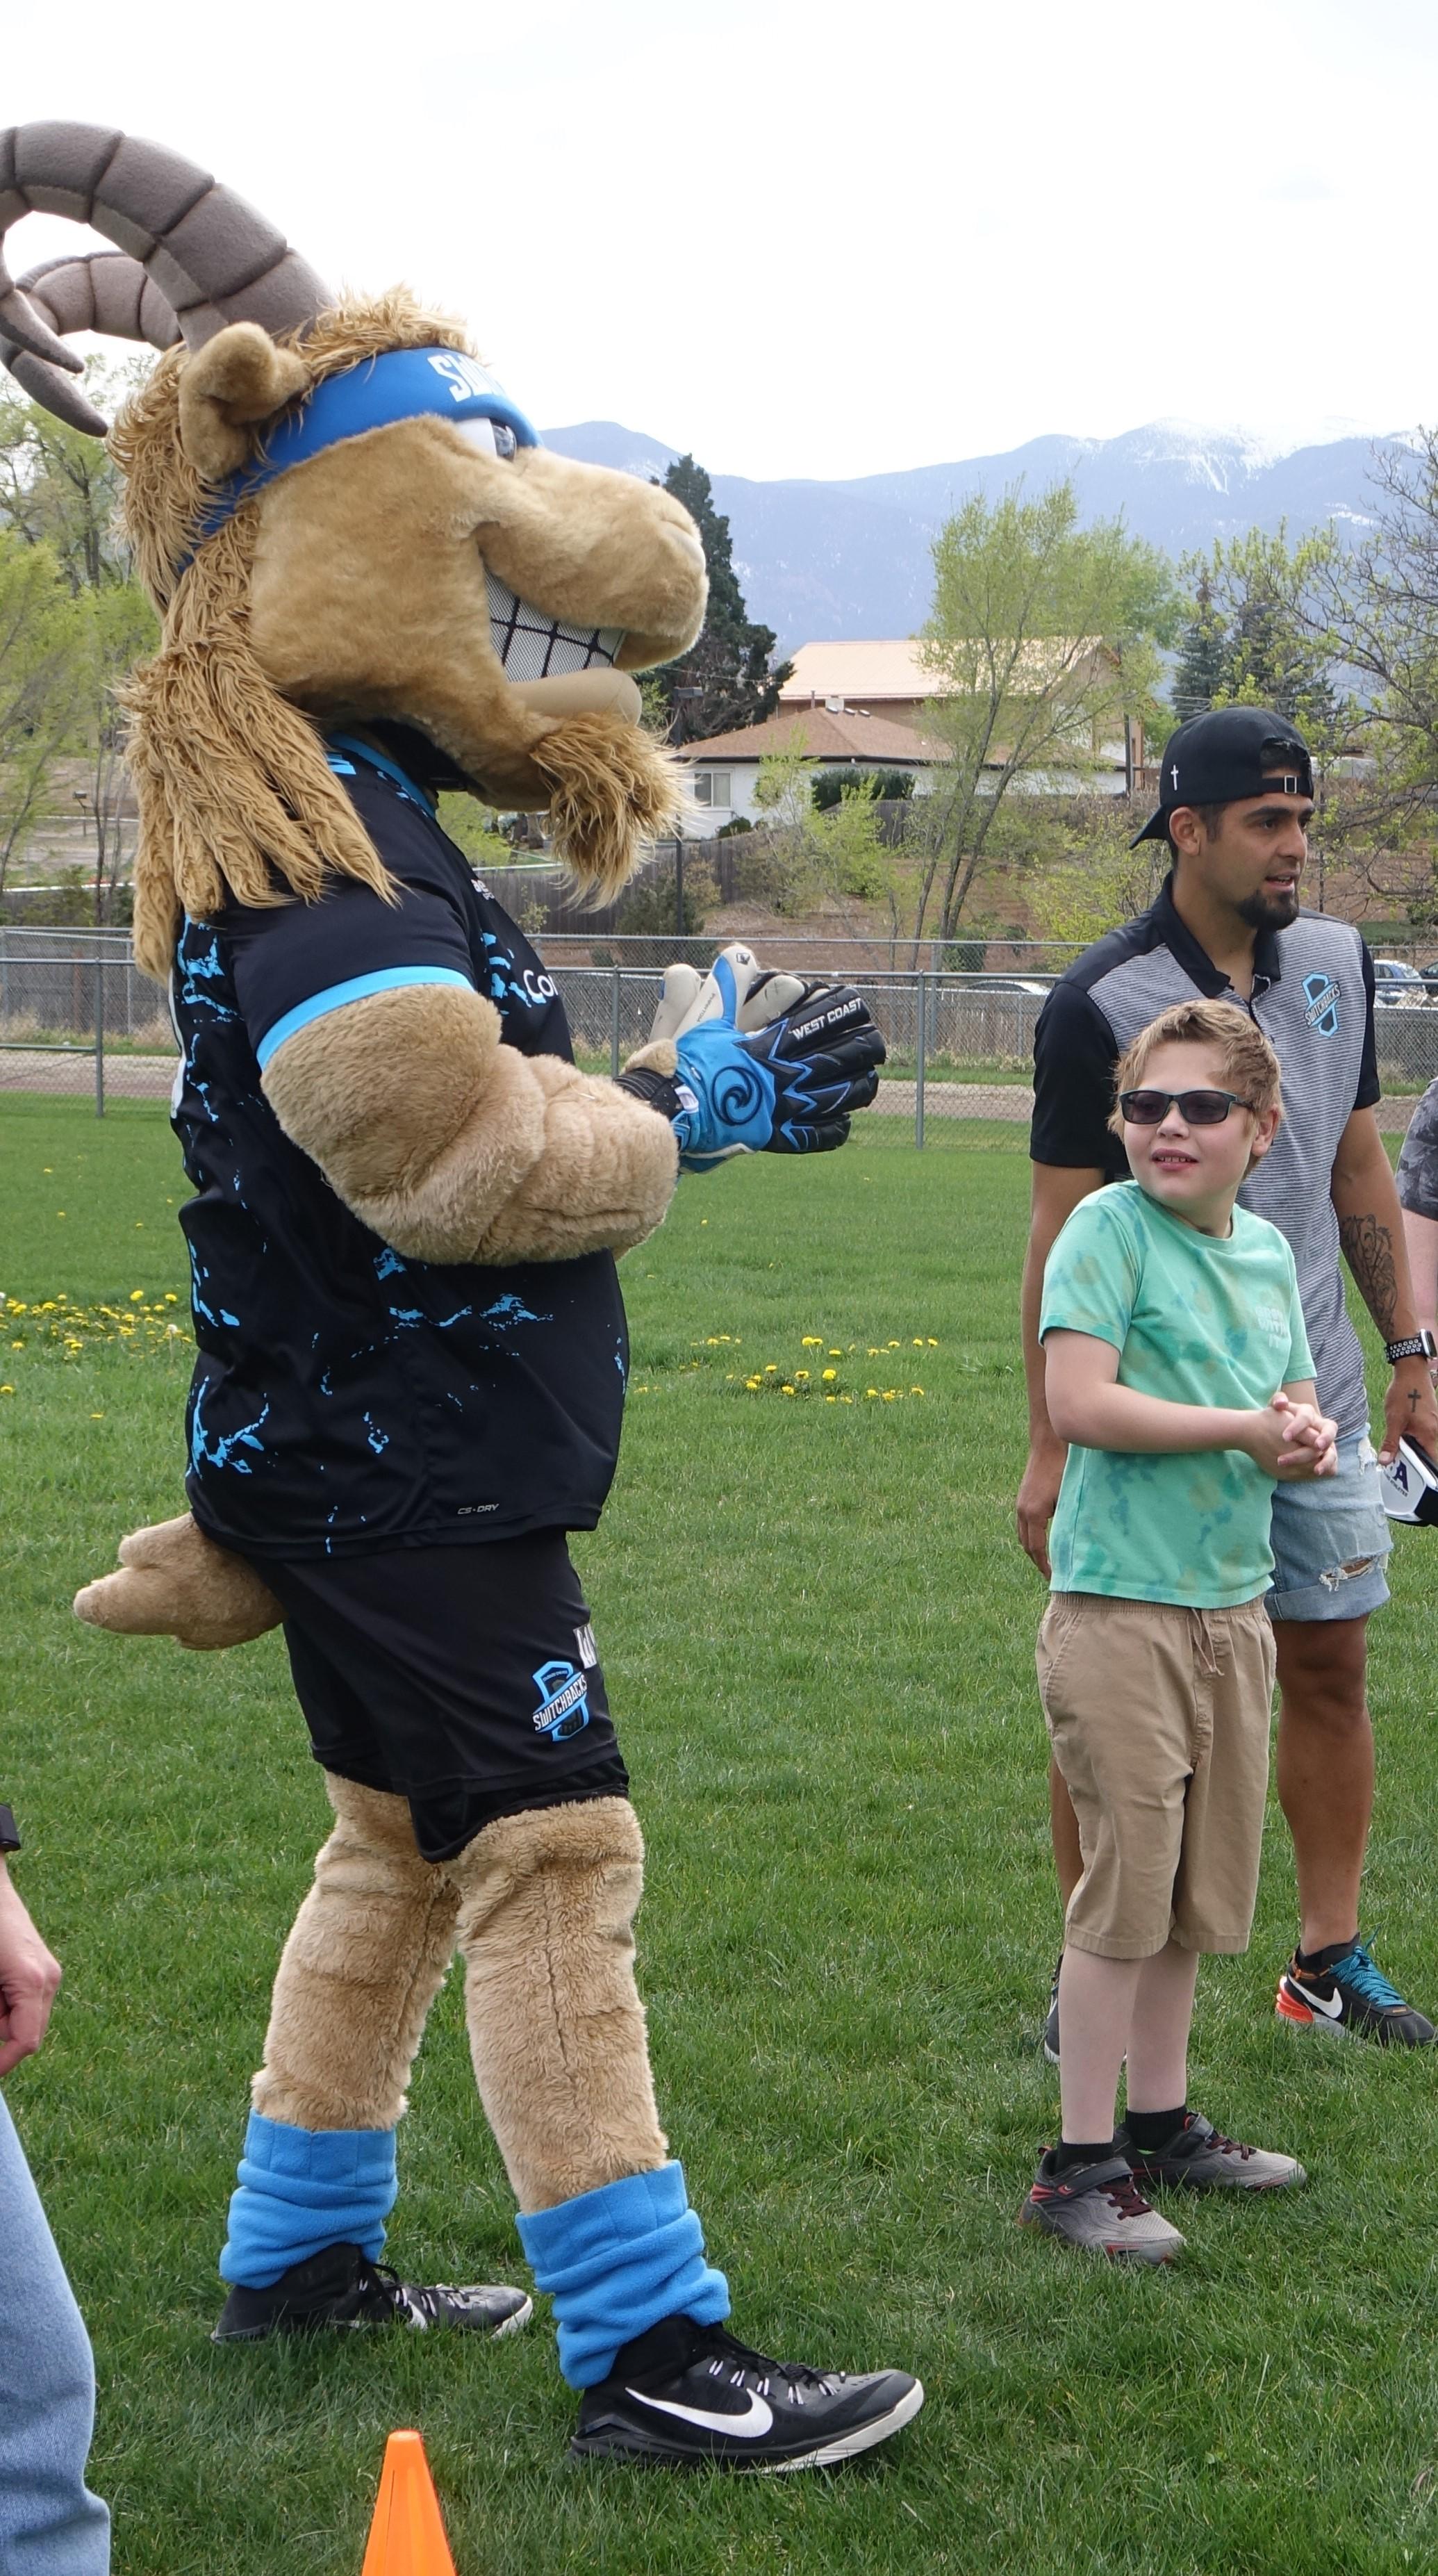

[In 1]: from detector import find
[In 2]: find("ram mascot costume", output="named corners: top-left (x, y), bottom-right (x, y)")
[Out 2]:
top-left (2, 124), bottom-right (920, 2468)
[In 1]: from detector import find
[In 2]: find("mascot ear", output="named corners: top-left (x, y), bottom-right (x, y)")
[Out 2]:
top-left (177, 322), bottom-right (311, 481)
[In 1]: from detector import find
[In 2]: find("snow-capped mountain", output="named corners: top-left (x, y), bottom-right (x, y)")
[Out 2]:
top-left (543, 416), bottom-right (1399, 649)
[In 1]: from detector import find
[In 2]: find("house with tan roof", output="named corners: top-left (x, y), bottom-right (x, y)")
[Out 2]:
top-left (774, 635), bottom-right (1144, 793)
top-left (672, 704), bottom-right (950, 839)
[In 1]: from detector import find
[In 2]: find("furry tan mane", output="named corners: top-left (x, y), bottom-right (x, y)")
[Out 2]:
top-left (112, 293), bottom-right (475, 977)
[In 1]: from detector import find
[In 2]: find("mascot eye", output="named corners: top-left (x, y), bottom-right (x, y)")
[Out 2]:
top-left (456, 417), bottom-right (516, 462)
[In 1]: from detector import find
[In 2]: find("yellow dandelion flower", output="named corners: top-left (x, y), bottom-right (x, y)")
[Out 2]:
top-left (882, 1391), bottom-right (897, 1402)
top-left (781, 1386), bottom-right (795, 1397)
top-left (795, 1369), bottom-right (809, 1381)
top-left (765, 1363), bottom-right (777, 1374)
top-left (825, 1394), bottom-right (836, 1403)
top-left (887, 1340), bottom-right (900, 1349)
top-left (0, 1385), bottom-right (12, 1395)
top-left (90, 1412), bottom-right (104, 1420)
top-left (822, 1368), bottom-right (837, 1381)
top-left (165, 1293), bottom-right (179, 1304)
top-left (840, 1394), bottom-right (853, 1404)
top-left (911, 1385), bottom-right (925, 1395)
top-left (828, 1348), bottom-right (843, 1357)
top-left (129, 1290), bottom-right (144, 1303)
top-left (913, 1338), bottom-right (924, 1348)
top-left (800, 1336), bottom-right (823, 1347)
top-left (927, 1338), bottom-right (939, 1347)
top-left (866, 1387), bottom-right (879, 1398)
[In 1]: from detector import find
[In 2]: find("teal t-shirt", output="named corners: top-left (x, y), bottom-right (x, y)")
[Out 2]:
top-left (1041, 1181), bottom-right (1315, 1607)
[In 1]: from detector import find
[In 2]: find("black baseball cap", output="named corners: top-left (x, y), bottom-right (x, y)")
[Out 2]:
top-left (1132, 706), bottom-right (1314, 846)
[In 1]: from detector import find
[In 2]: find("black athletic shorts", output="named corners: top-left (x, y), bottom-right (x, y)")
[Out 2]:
top-left (256, 1530), bottom-right (629, 1862)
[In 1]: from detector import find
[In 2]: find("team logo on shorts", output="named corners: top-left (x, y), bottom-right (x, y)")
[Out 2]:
top-left (1303, 971), bottom-right (1340, 1037)
top-left (532, 1658), bottom-right (591, 1741)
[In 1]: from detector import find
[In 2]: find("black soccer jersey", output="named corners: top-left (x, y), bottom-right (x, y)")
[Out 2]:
top-left (170, 737), bottom-right (629, 1560)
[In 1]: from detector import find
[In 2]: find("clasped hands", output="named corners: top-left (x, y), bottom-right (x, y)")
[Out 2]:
top-left (1249, 1390), bottom-right (1339, 1482)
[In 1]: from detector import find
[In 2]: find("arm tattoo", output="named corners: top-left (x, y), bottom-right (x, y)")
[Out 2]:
top-left (1338, 1211), bottom-right (1400, 1336)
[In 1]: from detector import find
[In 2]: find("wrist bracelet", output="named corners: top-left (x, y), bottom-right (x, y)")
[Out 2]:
top-left (0, 1805), bottom-right (20, 1856)
top-left (1385, 1331), bottom-right (1438, 1365)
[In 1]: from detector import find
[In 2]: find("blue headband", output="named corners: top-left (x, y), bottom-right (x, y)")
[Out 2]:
top-left (188, 345), bottom-right (540, 560)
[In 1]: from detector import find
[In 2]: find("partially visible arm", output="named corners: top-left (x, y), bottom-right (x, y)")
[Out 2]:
top-left (1044, 1335), bottom-right (1335, 1479)
top-left (0, 1862), bottom-right (62, 2078)
top-left (1016, 981), bottom-right (1119, 1575)
top-left (1045, 1329), bottom-right (1261, 1458)
top-left (1017, 1162), bottom-right (1105, 1575)
top-left (1330, 1104), bottom-right (1438, 1463)
top-left (260, 984), bottom-right (679, 1268)
top-left (1401, 1209), bottom-right (1438, 1352)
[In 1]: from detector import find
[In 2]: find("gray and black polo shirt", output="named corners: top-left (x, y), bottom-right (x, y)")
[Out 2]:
top-left (1032, 875), bottom-right (1380, 1440)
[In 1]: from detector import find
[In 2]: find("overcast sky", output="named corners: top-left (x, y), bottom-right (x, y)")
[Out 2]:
top-left (6, 0), bottom-right (1435, 482)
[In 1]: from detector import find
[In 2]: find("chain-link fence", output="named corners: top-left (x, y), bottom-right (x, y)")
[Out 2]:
top-left (3, 928), bottom-right (1431, 1138)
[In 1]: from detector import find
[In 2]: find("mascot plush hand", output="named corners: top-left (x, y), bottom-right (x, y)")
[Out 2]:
top-left (9, 121), bottom-right (919, 2468)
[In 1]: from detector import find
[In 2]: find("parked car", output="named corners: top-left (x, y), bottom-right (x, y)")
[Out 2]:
top-left (1371, 958), bottom-right (1429, 1007)
top-left (1418, 960), bottom-right (1438, 999)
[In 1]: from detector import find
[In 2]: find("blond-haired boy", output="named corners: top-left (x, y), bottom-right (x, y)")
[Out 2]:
top-left (1020, 1001), bottom-right (1336, 2261)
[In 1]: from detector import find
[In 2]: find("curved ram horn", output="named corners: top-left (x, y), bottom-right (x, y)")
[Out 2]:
top-left (0, 121), bottom-right (330, 432)
top-left (0, 252), bottom-right (181, 434)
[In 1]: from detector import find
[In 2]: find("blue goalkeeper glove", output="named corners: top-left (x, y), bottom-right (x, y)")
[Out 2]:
top-left (675, 971), bottom-right (884, 1171)
top-left (615, 945), bottom-right (885, 1171)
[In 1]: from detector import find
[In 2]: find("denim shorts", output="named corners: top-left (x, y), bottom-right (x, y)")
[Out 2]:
top-left (1266, 1434), bottom-right (1391, 1625)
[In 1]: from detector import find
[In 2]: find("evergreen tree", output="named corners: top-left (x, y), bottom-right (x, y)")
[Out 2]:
top-left (647, 456), bottom-right (791, 740)
top-left (1171, 571), bottom-right (1225, 720)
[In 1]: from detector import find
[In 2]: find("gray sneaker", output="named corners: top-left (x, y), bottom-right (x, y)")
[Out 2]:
top-left (1018, 2149), bottom-right (1185, 2263)
top-left (1116, 2112), bottom-right (1307, 2192)
top-left (1041, 1953), bottom-right (1061, 2065)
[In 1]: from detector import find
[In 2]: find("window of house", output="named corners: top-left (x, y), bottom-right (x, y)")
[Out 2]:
top-left (693, 771), bottom-right (732, 808)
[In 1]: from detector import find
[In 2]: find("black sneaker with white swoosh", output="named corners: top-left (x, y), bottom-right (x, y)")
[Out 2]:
top-left (211, 2240), bottom-right (533, 2341)
top-left (570, 2313), bottom-right (924, 2470)
top-left (1275, 1938), bottom-right (1436, 2046)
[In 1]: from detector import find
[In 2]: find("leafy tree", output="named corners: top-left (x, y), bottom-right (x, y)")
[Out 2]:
top-left (646, 457), bottom-right (791, 741)
top-left (912, 480), bottom-right (1175, 946)
top-left (71, 580), bottom-right (159, 922)
top-left (0, 531), bottom-right (83, 900)
top-left (436, 794), bottom-right (515, 873)
top-left (747, 743), bottom-right (900, 928)
top-left (0, 359), bottom-right (149, 593)
top-left (1177, 526), bottom-right (1341, 735)
top-left (1026, 797), bottom-right (1169, 948)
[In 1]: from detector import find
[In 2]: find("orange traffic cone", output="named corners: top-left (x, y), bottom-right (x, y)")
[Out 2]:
top-left (360, 2430), bottom-right (458, 2576)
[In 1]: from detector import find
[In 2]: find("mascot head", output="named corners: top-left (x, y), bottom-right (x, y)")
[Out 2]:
top-left (0, 122), bottom-right (707, 973)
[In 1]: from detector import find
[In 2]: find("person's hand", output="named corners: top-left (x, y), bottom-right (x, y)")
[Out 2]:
top-left (1016, 1434), bottom-right (1066, 1577)
top-left (0, 1868), bottom-right (62, 2076)
top-left (1380, 1361), bottom-right (1438, 1469)
top-left (1250, 1393), bottom-right (1339, 1481)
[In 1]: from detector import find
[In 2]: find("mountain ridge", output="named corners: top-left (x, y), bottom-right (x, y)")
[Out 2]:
top-left (542, 416), bottom-right (1400, 649)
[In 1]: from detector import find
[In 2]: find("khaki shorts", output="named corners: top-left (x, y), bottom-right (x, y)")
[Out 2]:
top-left (1037, 1593), bottom-right (1276, 1960)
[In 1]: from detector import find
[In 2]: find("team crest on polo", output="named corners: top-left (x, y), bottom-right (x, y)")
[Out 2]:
top-left (1303, 970), bottom-right (1340, 1037)
top-left (532, 1657), bottom-right (591, 1740)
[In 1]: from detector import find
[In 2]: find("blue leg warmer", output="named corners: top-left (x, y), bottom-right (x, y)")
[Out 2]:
top-left (517, 2160), bottom-right (729, 2388)
top-left (219, 2113), bottom-right (397, 2288)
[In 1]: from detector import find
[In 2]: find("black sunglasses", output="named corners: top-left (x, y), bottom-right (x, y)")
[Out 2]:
top-left (1118, 1087), bottom-right (1257, 1126)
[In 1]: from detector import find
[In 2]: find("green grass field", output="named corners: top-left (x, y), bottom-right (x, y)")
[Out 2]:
top-left (3, 1094), bottom-right (1438, 2575)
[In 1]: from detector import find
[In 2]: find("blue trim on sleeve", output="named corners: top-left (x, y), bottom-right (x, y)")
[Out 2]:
top-left (256, 967), bottom-right (473, 1069)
